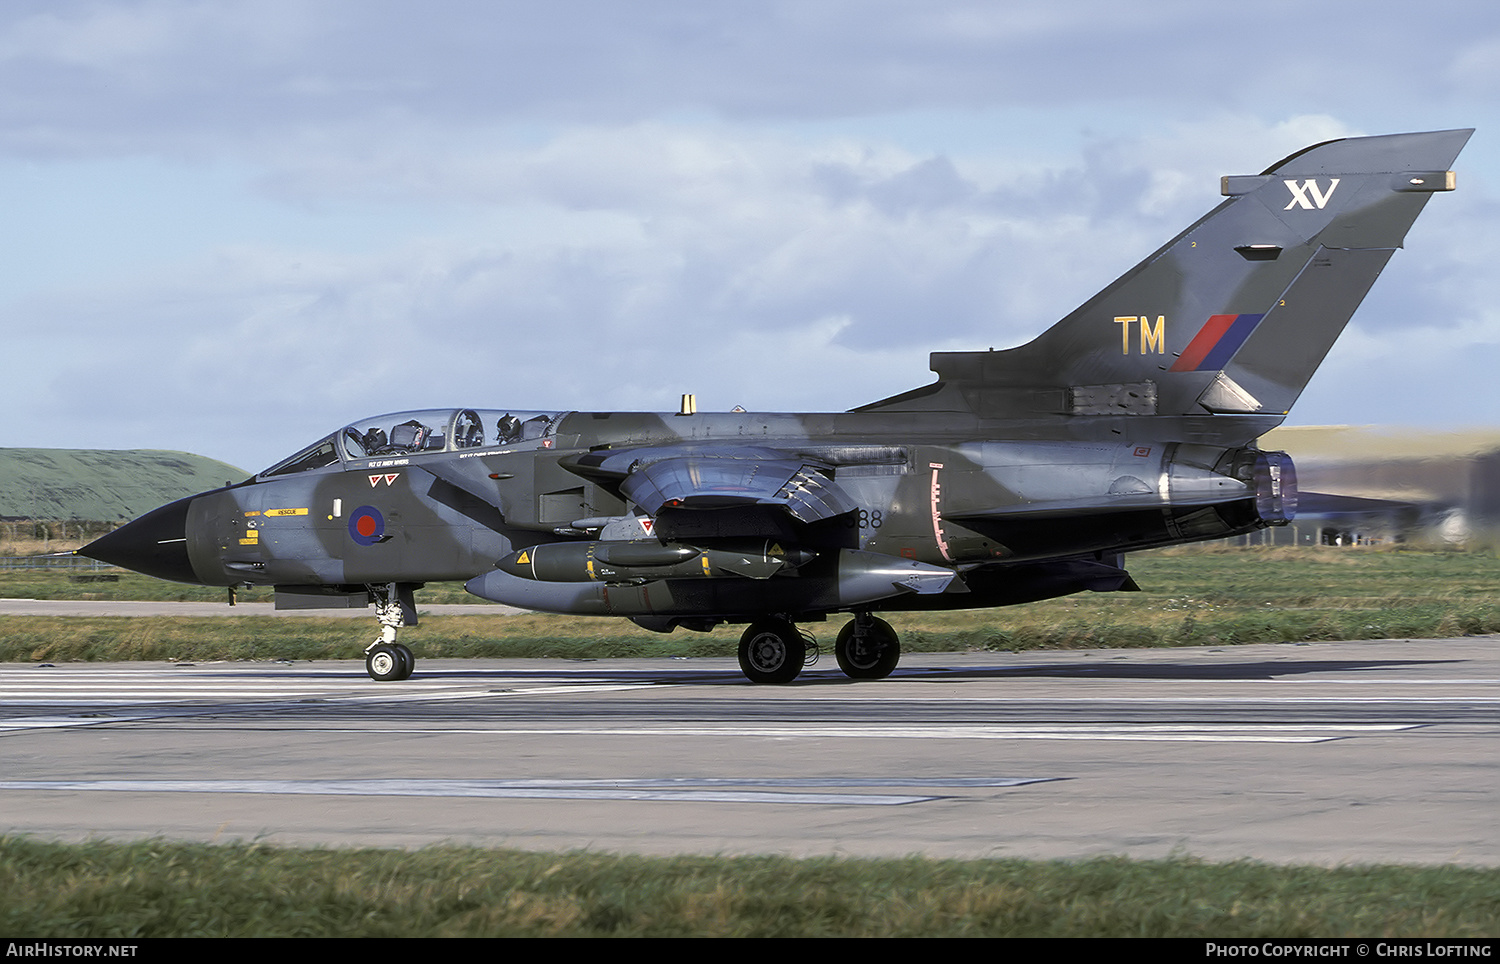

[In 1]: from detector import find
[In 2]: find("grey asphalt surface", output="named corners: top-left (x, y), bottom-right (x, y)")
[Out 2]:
top-left (0, 626), bottom-right (1495, 865)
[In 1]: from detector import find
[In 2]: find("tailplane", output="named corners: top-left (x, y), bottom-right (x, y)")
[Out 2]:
top-left (860, 129), bottom-right (1472, 425)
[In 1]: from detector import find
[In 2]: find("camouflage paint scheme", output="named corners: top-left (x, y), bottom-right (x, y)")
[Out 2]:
top-left (82, 130), bottom-right (1472, 683)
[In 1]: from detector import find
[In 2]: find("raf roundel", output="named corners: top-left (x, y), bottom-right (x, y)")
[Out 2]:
top-left (348, 506), bottom-right (385, 546)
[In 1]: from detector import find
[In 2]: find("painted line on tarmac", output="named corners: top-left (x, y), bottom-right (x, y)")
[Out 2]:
top-left (0, 709), bottom-right (251, 732)
top-left (0, 718), bottom-right (1410, 742)
top-left (0, 674), bottom-right (651, 693)
top-left (1307, 678), bottom-right (1500, 684)
top-left (0, 716), bottom-right (134, 731)
top-left (347, 723), bottom-right (1417, 743)
top-left (0, 777), bottom-right (1056, 806)
top-left (0, 678), bottom-right (657, 724)
top-left (878, 695), bottom-right (1500, 704)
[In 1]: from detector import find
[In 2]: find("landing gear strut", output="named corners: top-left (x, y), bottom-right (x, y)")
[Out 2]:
top-left (834, 614), bottom-right (900, 680)
top-left (364, 582), bottom-right (418, 681)
top-left (738, 618), bottom-right (809, 684)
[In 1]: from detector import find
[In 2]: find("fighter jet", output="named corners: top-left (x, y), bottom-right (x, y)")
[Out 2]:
top-left (81, 129), bottom-right (1471, 684)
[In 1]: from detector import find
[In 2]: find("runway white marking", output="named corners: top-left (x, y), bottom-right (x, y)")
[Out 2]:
top-left (0, 777), bottom-right (1051, 806)
top-left (0, 667), bottom-right (653, 712)
top-left (337, 723), bottom-right (1416, 743)
top-left (0, 668), bottom-right (661, 732)
top-left (205, 725), bottom-right (1410, 746)
top-left (7, 669), bottom-right (1485, 707)
top-left (1, 716), bottom-right (1403, 742)
top-left (871, 695), bottom-right (1500, 704)
top-left (1299, 678), bottom-right (1500, 685)
top-left (0, 667), bottom-right (1460, 742)
top-left (0, 683), bottom-right (654, 704)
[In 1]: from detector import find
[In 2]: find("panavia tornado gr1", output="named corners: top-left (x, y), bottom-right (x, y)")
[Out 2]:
top-left (81, 129), bottom-right (1471, 684)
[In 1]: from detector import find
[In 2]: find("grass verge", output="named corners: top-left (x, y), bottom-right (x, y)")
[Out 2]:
top-left (5, 546), bottom-right (1500, 662)
top-left (3, 838), bottom-right (1498, 937)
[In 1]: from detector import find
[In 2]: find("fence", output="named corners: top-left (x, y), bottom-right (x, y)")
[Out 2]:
top-left (0, 555), bottom-right (114, 571)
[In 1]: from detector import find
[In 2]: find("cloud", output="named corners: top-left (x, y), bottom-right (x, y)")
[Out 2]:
top-left (2, 2), bottom-right (1498, 469)
top-left (3, 1), bottom-right (1492, 156)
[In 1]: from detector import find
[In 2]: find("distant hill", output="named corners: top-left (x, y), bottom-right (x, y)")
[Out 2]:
top-left (0, 448), bottom-right (248, 522)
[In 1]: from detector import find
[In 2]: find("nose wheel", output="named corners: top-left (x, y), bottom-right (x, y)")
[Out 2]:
top-left (366, 642), bottom-right (414, 681)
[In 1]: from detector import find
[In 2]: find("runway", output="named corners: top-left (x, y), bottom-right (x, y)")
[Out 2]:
top-left (1, 637), bottom-right (1496, 864)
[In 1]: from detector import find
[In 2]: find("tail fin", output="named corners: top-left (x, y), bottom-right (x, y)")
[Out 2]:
top-left (859, 129), bottom-right (1472, 426)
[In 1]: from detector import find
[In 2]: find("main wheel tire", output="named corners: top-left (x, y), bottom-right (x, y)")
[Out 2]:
top-left (834, 616), bottom-right (900, 680)
top-left (366, 643), bottom-right (404, 682)
top-left (738, 619), bottom-right (806, 684)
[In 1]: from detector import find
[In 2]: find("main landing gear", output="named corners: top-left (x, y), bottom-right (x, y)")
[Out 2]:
top-left (364, 582), bottom-right (418, 681)
top-left (834, 613), bottom-right (901, 680)
top-left (737, 618), bottom-right (809, 684)
top-left (737, 613), bottom-right (901, 684)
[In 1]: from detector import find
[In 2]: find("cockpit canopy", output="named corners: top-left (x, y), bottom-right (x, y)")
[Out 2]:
top-left (260, 408), bottom-right (565, 477)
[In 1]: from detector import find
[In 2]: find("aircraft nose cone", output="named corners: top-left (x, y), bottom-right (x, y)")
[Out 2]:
top-left (79, 496), bottom-right (200, 584)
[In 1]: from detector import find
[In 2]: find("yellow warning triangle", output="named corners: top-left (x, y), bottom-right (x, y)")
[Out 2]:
top-left (516, 550), bottom-right (530, 564)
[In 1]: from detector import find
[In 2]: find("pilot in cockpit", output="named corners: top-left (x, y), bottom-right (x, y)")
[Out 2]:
top-left (452, 410), bottom-right (485, 448)
top-left (362, 427), bottom-right (388, 452)
top-left (387, 419), bottom-right (430, 452)
top-left (497, 414), bottom-right (522, 444)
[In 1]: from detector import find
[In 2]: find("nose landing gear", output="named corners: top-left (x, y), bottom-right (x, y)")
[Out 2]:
top-left (364, 582), bottom-right (419, 681)
top-left (366, 642), bottom-right (414, 681)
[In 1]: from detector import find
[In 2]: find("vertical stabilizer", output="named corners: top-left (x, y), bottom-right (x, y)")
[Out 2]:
top-left (859, 129), bottom-right (1472, 425)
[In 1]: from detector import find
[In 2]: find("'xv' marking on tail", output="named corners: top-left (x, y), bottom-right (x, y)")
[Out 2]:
top-left (1284, 178), bottom-right (1339, 210)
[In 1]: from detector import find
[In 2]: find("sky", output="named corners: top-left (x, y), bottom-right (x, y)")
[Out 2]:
top-left (4, 0), bottom-right (1500, 473)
